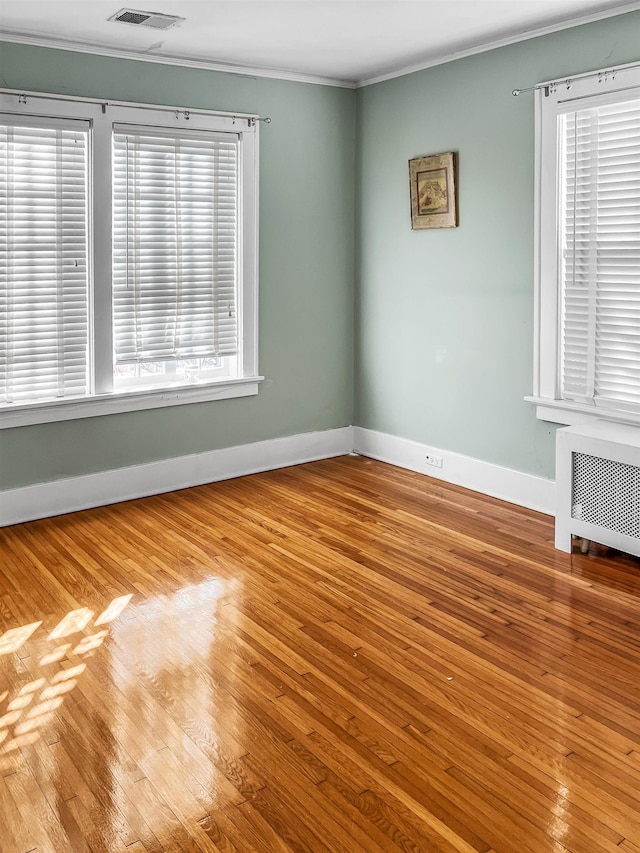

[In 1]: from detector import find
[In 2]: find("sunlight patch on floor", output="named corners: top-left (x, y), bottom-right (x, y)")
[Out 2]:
top-left (0, 594), bottom-right (132, 762)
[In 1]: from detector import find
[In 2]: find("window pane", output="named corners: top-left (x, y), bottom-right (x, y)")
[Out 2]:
top-left (0, 121), bottom-right (90, 404)
top-left (112, 355), bottom-right (236, 390)
top-left (112, 128), bottom-right (239, 378)
top-left (560, 98), bottom-right (640, 413)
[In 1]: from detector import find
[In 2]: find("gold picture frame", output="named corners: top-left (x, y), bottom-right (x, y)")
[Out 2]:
top-left (409, 151), bottom-right (457, 230)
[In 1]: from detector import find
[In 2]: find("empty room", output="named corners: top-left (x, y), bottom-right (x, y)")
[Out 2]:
top-left (1, 0), bottom-right (640, 850)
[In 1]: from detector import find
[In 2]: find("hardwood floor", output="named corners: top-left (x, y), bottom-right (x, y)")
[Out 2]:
top-left (1, 455), bottom-right (640, 852)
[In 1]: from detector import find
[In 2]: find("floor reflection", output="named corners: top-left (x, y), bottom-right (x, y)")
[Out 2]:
top-left (107, 577), bottom-right (232, 824)
top-left (0, 594), bottom-right (132, 761)
top-left (0, 576), bottom-right (237, 848)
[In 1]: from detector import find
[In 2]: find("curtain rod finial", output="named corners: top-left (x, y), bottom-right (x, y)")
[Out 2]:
top-left (512, 89), bottom-right (521, 96)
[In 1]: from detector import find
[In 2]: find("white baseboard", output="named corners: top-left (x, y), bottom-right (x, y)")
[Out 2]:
top-left (0, 427), bottom-right (354, 527)
top-left (0, 424), bottom-right (556, 527)
top-left (353, 427), bottom-right (555, 516)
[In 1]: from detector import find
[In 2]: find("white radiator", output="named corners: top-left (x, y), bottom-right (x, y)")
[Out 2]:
top-left (555, 421), bottom-right (640, 557)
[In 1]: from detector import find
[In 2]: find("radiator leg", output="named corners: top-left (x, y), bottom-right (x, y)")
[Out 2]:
top-left (554, 521), bottom-right (573, 553)
top-left (579, 538), bottom-right (591, 554)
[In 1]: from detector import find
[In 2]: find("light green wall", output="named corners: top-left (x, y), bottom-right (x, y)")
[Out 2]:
top-left (0, 44), bottom-right (355, 489)
top-left (2, 12), bottom-right (639, 491)
top-left (355, 11), bottom-right (640, 480)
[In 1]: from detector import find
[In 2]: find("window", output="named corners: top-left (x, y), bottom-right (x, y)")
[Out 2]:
top-left (529, 63), bottom-right (640, 427)
top-left (0, 94), bottom-right (260, 428)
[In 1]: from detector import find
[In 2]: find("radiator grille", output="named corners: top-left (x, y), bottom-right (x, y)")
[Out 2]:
top-left (572, 452), bottom-right (640, 539)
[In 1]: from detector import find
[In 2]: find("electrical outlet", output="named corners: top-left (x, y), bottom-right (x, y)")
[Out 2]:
top-left (425, 454), bottom-right (443, 469)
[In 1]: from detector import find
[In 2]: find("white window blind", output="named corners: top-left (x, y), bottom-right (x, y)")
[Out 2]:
top-left (0, 118), bottom-right (89, 404)
top-left (112, 126), bottom-right (239, 366)
top-left (560, 97), bottom-right (640, 414)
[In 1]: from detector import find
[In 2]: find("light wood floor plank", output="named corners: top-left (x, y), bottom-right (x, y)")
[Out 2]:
top-left (1, 456), bottom-right (640, 851)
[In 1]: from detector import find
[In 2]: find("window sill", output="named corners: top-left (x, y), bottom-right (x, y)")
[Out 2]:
top-left (0, 377), bottom-right (264, 429)
top-left (525, 396), bottom-right (640, 429)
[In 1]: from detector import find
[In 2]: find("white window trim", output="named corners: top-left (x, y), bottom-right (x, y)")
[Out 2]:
top-left (0, 92), bottom-right (262, 429)
top-left (528, 61), bottom-right (640, 427)
top-left (0, 378), bottom-right (262, 429)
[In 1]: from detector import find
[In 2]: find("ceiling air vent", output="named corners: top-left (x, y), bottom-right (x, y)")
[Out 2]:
top-left (108, 8), bottom-right (185, 29)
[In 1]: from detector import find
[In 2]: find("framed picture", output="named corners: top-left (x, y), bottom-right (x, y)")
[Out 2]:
top-left (409, 151), bottom-right (457, 229)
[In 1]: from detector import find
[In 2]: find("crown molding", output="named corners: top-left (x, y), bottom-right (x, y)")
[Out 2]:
top-left (2, 1), bottom-right (638, 92)
top-left (0, 30), bottom-right (357, 89)
top-left (356, 1), bottom-right (640, 87)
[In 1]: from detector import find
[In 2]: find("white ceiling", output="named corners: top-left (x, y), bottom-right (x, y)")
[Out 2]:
top-left (1, 0), bottom-right (638, 86)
